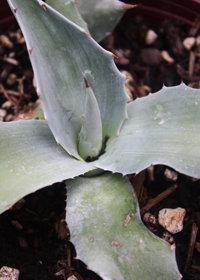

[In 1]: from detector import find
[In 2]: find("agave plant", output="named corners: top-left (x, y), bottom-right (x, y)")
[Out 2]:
top-left (1, 0), bottom-right (200, 279)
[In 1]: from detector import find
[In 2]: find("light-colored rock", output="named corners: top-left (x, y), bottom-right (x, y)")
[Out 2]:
top-left (164, 168), bottom-right (178, 182)
top-left (196, 35), bottom-right (200, 46)
top-left (161, 50), bottom-right (175, 64)
top-left (2, 101), bottom-right (12, 110)
top-left (183, 37), bottom-right (195, 51)
top-left (143, 212), bottom-right (156, 224)
top-left (0, 266), bottom-right (20, 280)
top-left (0, 35), bottom-right (13, 49)
top-left (5, 114), bottom-right (13, 122)
top-left (145, 29), bottom-right (158, 45)
top-left (0, 109), bottom-right (7, 121)
top-left (158, 207), bottom-right (186, 234)
top-left (8, 52), bottom-right (15, 59)
top-left (6, 74), bottom-right (17, 86)
top-left (17, 37), bottom-right (25, 45)
top-left (67, 276), bottom-right (78, 280)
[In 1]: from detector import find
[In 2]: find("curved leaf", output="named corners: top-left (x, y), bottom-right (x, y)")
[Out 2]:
top-left (94, 84), bottom-right (200, 178)
top-left (45, 0), bottom-right (89, 33)
top-left (0, 120), bottom-right (94, 213)
top-left (66, 172), bottom-right (181, 280)
top-left (77, 0), bottom-right (135, 42)
top-left (8, 0), bottom-right (128, 158)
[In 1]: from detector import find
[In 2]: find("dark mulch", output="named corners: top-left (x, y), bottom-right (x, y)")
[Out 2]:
top-left (0, 11), bottom-right (200, 280)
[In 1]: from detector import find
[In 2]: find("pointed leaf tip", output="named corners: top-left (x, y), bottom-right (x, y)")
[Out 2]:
top-left (41, 4), bottom-right (46, 11)
top-left (29, 46), bottom-right (35, 54)
top-left (14, 7), bottom-right (19, 13)
top-left (82, 74), bottom-right (90, 89)
top-left (83, 30), bottom-right (91, 37)
top-left (54, 136), bottom-right (60, 145)
top-left (37, 0), bottom-right (46, 11)
top-left (123, 3), bottom-right (139, 11)
top-left (112, 53), bottom-right (118, 59)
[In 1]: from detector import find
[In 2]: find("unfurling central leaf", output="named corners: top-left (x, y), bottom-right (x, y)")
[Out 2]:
top-left (7, 0), bottom-right (129, 161)
top-left (78, 76), bottom-right (103, 160)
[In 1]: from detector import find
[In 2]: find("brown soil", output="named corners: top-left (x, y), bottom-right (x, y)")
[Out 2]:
top-left (0, 11), bottom-right (200, 280)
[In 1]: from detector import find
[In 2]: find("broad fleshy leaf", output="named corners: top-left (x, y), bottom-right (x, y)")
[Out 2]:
top-left (46, 0), bottom-right (135, 43)
top-left (78, 78), bottom-right (102, 160)
top-left (8, 0), bottom-right (128, 159)
top-left (93, 84), bottom-right (200, 178)
top-left (66, 172), bottom-right (181, 280)
top-left (77, 0), bottom-right (135, 42)
top-left (0, 120), bottom-right (94, 213)
top-left (45, 0), bottom-right (89, 33)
